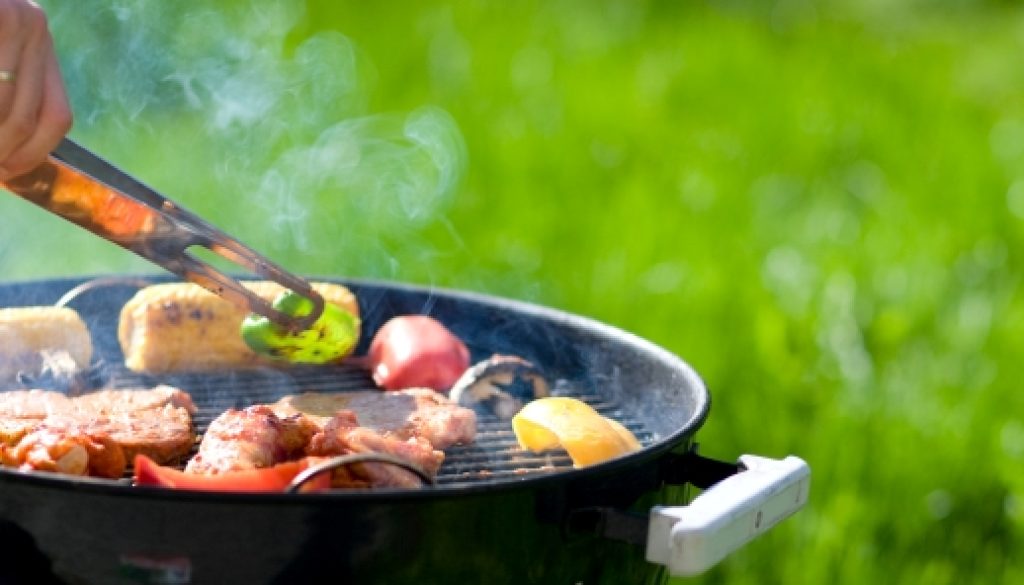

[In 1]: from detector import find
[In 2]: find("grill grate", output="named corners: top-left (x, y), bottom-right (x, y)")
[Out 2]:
top-left (91, 362), bottom-right (655, 486)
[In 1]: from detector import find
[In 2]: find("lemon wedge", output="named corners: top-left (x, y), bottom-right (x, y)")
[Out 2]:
top-left (511, 397), bottom-right (641, 467)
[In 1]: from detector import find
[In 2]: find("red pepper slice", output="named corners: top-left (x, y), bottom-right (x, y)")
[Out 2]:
top-left (132, 455), bottom-right (331, 493)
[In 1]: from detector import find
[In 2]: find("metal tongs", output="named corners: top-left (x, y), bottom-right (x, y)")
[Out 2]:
top-left (3, 138), bottom-right (324, 332)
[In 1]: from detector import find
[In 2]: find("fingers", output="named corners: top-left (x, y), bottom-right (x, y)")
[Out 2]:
top-left (0, 1), bottom-right (69, 181)
top-left (0, 40), bottom-right (70, 178)
top-left (0, 21), bottom-right (44, 169)
top-left (0, 33), bottom-right (23, 125)
top-left (0, 1), bottom-right (31, 127)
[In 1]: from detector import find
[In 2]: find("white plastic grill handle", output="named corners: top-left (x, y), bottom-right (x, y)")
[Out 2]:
top-left (646, 454), bottom-right (810, 577)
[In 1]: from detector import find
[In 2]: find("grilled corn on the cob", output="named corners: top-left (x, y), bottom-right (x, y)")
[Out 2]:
top-left (0, 307), bottom-right (93, 381)
top-left (118, 281), bottom-right (360, 373)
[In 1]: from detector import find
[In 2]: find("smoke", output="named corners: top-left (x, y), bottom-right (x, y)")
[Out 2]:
top-left (5, 0), bottom-right (466, 279)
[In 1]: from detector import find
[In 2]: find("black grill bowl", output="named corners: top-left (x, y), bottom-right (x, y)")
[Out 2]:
top-left (0, 276), bottom-right (710, 585)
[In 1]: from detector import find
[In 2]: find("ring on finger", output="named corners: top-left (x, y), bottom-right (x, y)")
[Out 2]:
top-left (0, 70), bottom-right (15, 83)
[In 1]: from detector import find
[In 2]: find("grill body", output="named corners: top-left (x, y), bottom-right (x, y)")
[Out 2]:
top-left (0, 276), bottom-right (710, 585)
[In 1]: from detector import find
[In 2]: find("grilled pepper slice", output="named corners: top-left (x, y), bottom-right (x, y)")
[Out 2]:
top-left (512, 397), bottom-right (641, 467)
top-left (132, 454), bottom-right (330, 492)
top-left (240, 291), bottom-right (360, 365)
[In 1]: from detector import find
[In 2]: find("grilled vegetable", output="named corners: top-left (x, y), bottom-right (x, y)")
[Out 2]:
top-left (241, 291), bottom-right (360, 365)
top-left (511, 397), bottom-right (641, 467)
top-left (449, 354), bottom-right (550, 419)
top-left (367, 315), bottom-right (470, 391)
top-left (0, 307), bottom-right (93, 381)
top-left (118, 281), bottom-right (360, 373)
top-left (132, 454), bottom-right (331, 492)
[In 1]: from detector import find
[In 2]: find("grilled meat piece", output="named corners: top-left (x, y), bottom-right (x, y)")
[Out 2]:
top-left (85, 406), bottom-right (195, 464)
top-left (0, 389), bottom-right (79, 425)
top-left (185, 405), bottom-right (318, 474)
top-left (307, 410), bottom-right (444, 488)
top-left (0, 386), bottom-right (196, 419)
top-left (72, 386), bottom-right (197, 415)
top-left (118, 281), bottom-right (361, 373)
top-left (0, 386), bottom-right (197, 477)
top-left (0, 386), bottom-right (196, 448)
top-left (272, 388), bottom-right (476, 449)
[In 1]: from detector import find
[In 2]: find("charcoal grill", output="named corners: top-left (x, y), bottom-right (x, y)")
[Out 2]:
top-left (0, 275), bottom-right (809, 585)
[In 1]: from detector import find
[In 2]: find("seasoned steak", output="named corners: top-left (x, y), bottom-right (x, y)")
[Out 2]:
top-left (272, 388), bottom-right (476, 449)
top-left (0, 386), bottom-right (195, 420)
top-left (82, 406), bottom-right (196, 464)
top-left (0, 386), bottom-right (197, 477)
top-left (72, 386), bottom-right (197, 415)
top-left (0, 388), bottom-right (81, 420)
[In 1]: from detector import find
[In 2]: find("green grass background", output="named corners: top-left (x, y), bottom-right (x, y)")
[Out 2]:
top-left (7, 0), bottom-right (1024, 583)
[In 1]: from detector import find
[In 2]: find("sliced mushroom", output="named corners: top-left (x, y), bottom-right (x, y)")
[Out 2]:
top-left (449, 355), bottom-right (550, 420)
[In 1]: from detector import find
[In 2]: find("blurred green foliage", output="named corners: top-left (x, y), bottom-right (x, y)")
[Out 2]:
top-left (8, 0), bottom-right (1024, 583)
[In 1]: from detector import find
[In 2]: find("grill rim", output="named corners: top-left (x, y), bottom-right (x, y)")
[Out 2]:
top-left (0, 274), bottom-right (711, 501)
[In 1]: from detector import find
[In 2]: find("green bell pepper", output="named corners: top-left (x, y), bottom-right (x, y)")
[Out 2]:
top-left (241, 291), bottom-right (360, 364)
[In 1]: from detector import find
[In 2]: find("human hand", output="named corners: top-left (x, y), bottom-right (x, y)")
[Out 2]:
top-left (0, 0), bottom-right (71, 182)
